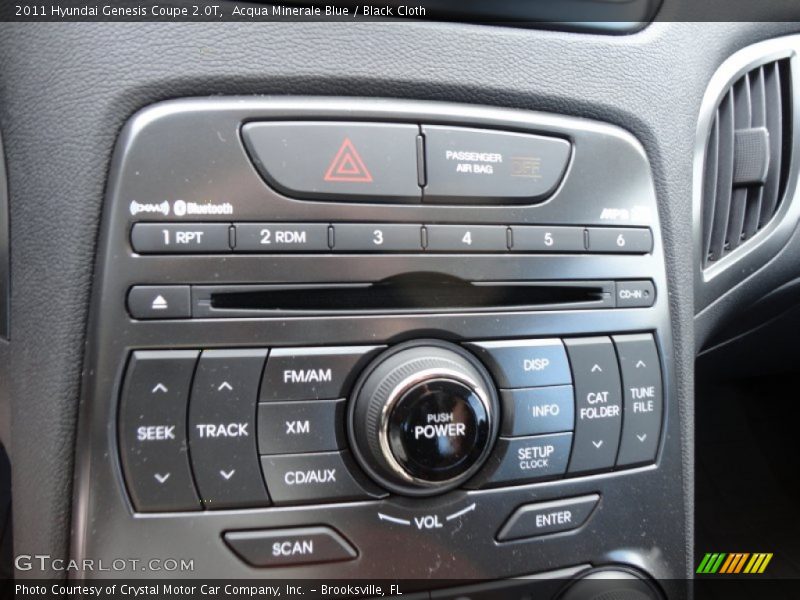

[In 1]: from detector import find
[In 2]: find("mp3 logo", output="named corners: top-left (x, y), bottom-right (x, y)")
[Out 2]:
top-left (129, 200), bottom-right (170, 216)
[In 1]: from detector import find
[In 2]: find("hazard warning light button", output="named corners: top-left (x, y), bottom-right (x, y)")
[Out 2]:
top-left (241, 122), bottom-right (421, 203)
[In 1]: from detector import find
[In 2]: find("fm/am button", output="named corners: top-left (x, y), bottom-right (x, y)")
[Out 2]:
top-left (260, 346), bottom-right (384, 401)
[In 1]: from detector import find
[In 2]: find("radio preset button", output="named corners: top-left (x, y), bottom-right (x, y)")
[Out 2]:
top-left (332, 223), bottom-right (423, 252)
top-left (188, 349), bottom-right (270, 509)
top-left (587, 227), bottom-right (653, 254)
top-left (261, 346), bottom-right (384, 402)
top-left (424, 224), bottom-right (509, 252)
top-left (224, 526), bottom-right (357, 568)
top-left (500, 386), bottom-right (575, 437)
top-left (131, 222), bottom-right (231, 254)
top-left (510, 226), bottom-right (585, 252)
top-left (421, 125), bottom-right (571, 204)
top-left (118, 351), bottom-right (200, 512)
top-left (467, 433), bottom-right (572, 488)
top-left (565, 337), bottom-right (623, 474)
top-left (613, 334), bottom-right (662, 466)
top-left (260, 451), bottom-right (386, 505)
top-left (258, 399), bottom-right (345, 455)
top-left (467, 339), bottom-right (572, 388)
top-left (234, 223), bottom-right (330, 252)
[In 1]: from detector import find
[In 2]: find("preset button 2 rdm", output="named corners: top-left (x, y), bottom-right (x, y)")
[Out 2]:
top-left (118, 334), bottom-right (663, 512)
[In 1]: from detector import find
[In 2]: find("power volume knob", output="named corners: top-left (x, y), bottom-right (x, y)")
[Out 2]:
top-left (349, 341), bottom-right (499, 496)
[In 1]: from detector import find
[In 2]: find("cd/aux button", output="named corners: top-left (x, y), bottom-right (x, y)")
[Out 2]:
top-left (260, 451), bottom-right (386, 505)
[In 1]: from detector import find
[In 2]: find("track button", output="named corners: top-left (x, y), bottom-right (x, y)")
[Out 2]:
top-left (188, 349), bottom-right (270, 509)
top-left (224, 526), bottom-right (357, 568)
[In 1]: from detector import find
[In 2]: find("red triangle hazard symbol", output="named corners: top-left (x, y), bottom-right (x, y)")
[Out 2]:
top-left (324, 138), bottom-right (373, 183)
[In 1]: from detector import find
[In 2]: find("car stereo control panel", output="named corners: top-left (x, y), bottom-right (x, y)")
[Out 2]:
top-left (75, 98), bottom-right (683, 583)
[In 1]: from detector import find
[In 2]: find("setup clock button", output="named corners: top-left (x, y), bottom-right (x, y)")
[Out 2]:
top-left (465, 433), bottom-right (572, 488)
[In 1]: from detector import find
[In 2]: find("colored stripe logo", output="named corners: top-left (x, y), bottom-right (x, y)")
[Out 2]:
top-left (697, 552), bottom-right (773, 574)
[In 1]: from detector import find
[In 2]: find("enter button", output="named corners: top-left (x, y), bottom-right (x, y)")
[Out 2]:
top-left (497, 494), bottom-right (600, 541)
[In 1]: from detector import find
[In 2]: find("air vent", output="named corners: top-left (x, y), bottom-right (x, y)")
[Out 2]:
top-left (701, 59), bottom-right (793, 268)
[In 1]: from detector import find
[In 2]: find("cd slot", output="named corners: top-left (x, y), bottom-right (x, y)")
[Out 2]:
top-left (191, 274), bottom-right (616, 318)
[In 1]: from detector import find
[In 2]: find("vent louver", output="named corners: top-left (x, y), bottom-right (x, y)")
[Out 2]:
top-left (701, 59), bottom-right (793, 268)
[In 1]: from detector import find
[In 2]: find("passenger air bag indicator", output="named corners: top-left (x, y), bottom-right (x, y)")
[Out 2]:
top-left (422, 125), bottom-right (571, 204)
